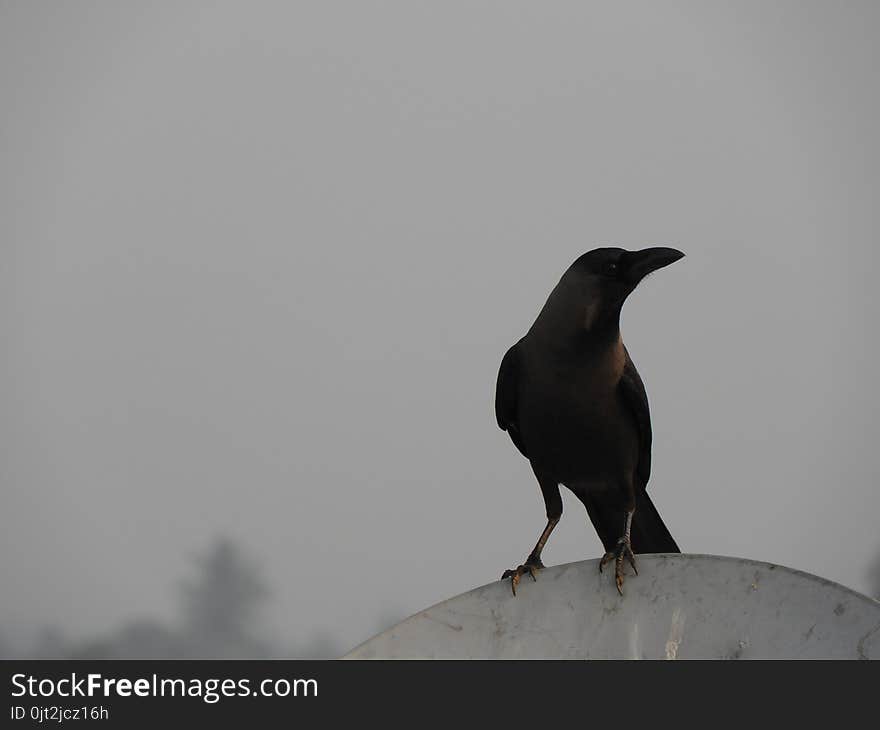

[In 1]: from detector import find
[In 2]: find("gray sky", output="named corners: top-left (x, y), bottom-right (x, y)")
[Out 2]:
top-left (2, 1), bottom-right (879, 654)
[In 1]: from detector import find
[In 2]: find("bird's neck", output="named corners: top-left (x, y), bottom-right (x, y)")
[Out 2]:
top-left (528, 278), bottom-right (622, 353)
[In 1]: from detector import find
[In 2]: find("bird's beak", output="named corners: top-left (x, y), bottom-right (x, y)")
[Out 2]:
top-left (624, 247), bottom-right (685, 285)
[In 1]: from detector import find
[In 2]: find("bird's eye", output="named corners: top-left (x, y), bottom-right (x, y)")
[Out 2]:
top-left (603, 262), bottom-right (619, 276)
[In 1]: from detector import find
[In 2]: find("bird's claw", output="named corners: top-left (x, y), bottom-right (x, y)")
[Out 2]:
top-left (501, 559), bottom-right (543, 596)
top-left (599, 537), bottom-right (637, 595)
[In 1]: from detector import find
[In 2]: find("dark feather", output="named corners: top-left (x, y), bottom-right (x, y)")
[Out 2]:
top-left (495, 340), bottom-right (528, 458)
top-left (617, 347), bottom-right (679, 552)
top-left (617, 346), bottom-right (652, 489)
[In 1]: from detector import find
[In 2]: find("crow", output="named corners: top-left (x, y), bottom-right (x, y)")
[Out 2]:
top-left (496, 247), bottom-right (684, 595)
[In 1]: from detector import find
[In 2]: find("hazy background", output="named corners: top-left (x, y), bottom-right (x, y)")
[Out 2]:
top-left (2, 1), bottom-right (879, 657)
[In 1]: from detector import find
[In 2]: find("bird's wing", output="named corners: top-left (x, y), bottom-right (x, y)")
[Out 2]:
top-left (495, 340), bottom-right (528, 458)
top-left (618, 346), bottom-right (652, 489)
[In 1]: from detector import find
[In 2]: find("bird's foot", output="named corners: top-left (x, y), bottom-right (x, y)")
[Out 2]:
top-left (501, 556), bottom-right (544, 596)
top-left (599, 537), bottom-right (638, 595)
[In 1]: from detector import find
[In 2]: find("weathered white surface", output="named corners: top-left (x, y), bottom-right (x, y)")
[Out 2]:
top-left (346, 554), bottom-right (880, 659)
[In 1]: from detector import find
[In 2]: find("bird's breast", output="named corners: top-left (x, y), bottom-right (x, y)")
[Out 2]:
top-left (516, 349), bottom-right (637, 482)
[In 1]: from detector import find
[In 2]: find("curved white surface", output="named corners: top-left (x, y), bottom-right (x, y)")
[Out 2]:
top-left (346, 554), bottom-right (880, 659)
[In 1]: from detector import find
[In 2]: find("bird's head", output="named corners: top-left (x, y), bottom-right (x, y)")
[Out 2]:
top-left (570, 246), bottom-right (684, 297)
top-left (533, 246), bottom-right (684, 343)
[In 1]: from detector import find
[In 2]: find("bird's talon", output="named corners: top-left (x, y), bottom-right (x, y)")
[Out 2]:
top-left (627, 550), bottom-right (638, 575)
top-left (501, 562), bottom-right (542, 596)
top-left (601, 537), bottom-right (637, 594)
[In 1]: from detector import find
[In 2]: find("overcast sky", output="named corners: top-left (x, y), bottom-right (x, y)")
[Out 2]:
top-left (2, 1), bottom-right (879, 654)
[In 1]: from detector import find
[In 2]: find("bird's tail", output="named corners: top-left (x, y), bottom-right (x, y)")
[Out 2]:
top-left (631, 491), bottom-right (680, 554)
top-left (580, 489), bottom-right (680, 555)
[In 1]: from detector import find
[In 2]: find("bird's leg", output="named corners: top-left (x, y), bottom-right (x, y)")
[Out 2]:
top-left (502, 474), bottom-right (561, 596)
top-left (599, 509), bottom-right (638, 595)
top-left (502, 517), bottom-right (559, 595)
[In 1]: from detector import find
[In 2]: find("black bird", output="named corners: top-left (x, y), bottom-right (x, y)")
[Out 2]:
top-left (496, 247), bottom-right (684, 595)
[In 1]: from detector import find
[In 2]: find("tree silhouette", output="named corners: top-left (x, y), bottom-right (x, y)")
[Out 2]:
top-left (179, 537), bottom-right (271, 657)
top-left (3, 537), bottom-right (345, 659)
